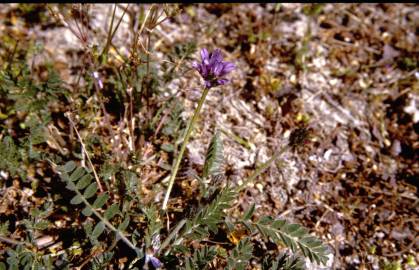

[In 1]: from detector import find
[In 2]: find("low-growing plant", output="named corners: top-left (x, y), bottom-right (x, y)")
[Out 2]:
top-left (0, 4), bottom-right (331, 269)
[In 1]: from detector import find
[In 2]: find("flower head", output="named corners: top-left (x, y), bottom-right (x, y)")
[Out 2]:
top-left (192, 48), bottom-right (235, 89)
top-left (145, 253), bottom-right (162, 269)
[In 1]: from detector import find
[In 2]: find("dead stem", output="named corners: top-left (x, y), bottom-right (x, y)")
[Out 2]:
top-left (66, 113), bottom-right (105, 193)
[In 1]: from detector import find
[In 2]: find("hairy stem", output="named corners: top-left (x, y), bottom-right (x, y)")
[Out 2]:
top-left (237, 143), bottom-right (289, 192)
top-left (72, 187), bottom-right (139, 254)
top-left (162, 86), bottom-right (211, 210)
top-left (157, 218), bottom-right (187, 255)
top-left (0, 236), bottom-right (31, 247)
top-left (48, 159), bottom-right (139, 254)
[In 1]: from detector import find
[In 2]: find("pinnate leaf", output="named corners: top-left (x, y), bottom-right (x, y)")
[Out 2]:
top-left (104, 204), bottom-right (120, 220)
top-left (254, 217), bottom-right (329, 265)
top-left (62, 161), bottom-right (76, 173)
top-left (83, 182), bottom-right (98, 199)
top-left (82, 206), bottom-right (93, 217)
top-left (242, 203), bottom-right (255, 221)
top-left (92, 221), bottom-right (105, 239)
top-left (70, 166), bottom-right (86, 182)
top-left (92, 193), bottom-right (109, 209)
top-left (226, 238), bottom-right (253, 270)
top-left (76, 174), bottom-right (93, 190)
top-left (203, 130), bottom-right (224, 179)
top-left (70, 195), bottom-right (83, 205)
top-left (118, 216), bottom-right (130, 231)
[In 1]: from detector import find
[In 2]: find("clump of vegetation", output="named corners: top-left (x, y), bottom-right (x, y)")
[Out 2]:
top-left (1, 3), bottom-right (417, 270)
top-left (0, 4), bottom-right (329, 269)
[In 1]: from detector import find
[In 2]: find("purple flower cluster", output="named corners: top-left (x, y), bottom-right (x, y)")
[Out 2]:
top-left (144, 233), bottom-right (162, 269)
top-left (192, 48), bottom-right (235, 89)
top-left (145, 253), bottom-right (162, 269)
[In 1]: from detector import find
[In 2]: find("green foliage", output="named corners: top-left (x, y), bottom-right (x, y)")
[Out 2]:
top-left (242, 203), bottom-right (256, 221)
top-left (91, 251), bottom-right (114, 270)
top-left (57, 162), bottom-right (123, 243)
top-left (164, 186), bottom-right (238, 260)
top-left (203, 130), bottom-right (224, 179)
top-left (1, 63), bottom-right (67, 115)
top-left (302, 4), bottom-right (324, 17)
top-left (22, 203), bottom-right (53, 233)
top-left (162, 41), bottom-right (197, 83)
top-left (381, 260), bottom-right (402, 270)
top-left (262, 253), bottom-right (305, 270)
top-left (6, 245), bottom-right (37, 270)
top-left (3, 237), bottom-right (56, 270)
top-left (105, 204), bottom-right (121, 220)
top-left (143, 205), bottom-right (162, 250)
top-left (225, 238), bottom-right (254, 270)
top-left (0, 126), bottom-right (49, 179)
top-left (93, 193), bottom-right (110, 209)
top-left (92, 222), bottom-right (106, 239)
top-left (122, 169), bottom-right (140, 200)
top-left (0, 136), bottom-right (22, 176)
top-left (161, 98), bottom-right (185, 138)
top-left (200, 130), bottom-right (226, 200)
top-left (398, 56), bottom-right (418, 71)
top-left (118, 216), bottom-right (131, 231)
top-left (184, 245), bottom-right (217, 270)
top-left (191, 186), bottom-right (237, 236)
top-left (0, 198), bottom-right (59, 270)
top-left (0, 221), bottom-right (10, 235)
top-left (253, 217), bottom-right (329, 265)
top-left (172, 42), bottom-right (197, 63)
top-left (0, 6), bottom-right (336, 269)
top-left (0, 40), bottom-right (68, 183)
top-left (160, 130), bottom-right (329, 269)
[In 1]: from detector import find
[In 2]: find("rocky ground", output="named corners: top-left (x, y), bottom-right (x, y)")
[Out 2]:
top-left (0, 4), bottom-right (417, 269)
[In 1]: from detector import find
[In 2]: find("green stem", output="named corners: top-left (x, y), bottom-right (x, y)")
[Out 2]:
top-left (162, 86), bottom-right (211, 210)
top-left (73, 186), bottom-right (139, 254)
top-left (237, 144), bottom-right (289, 192)
top-left (220, 128), bottom-right (252, 150)
top-left (157, 218), bottom-right (187, 255)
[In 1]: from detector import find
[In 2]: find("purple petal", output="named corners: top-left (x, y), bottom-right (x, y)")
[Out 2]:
top-left (151, 234), bottom-right (161, 252)
top-left (222, 62), bottom-right (235, 73)
top-left (213, 62), bottom-right (223, 76)
top-left (192, 62), bottom-right (203, 74)
top-left (194, 48), bottom-right (235, 88)
top-left (204, 80), bottom-right (213, 88)
top-left (201, 64), bottom-right (208, 77)
top-left (217, 78), bottom-right (229, 85)
top-left (145, 254), bottom-right (163, 269)
top-left (149, 256), bottom-right (162, 268)
top-left (210, 49), bottom-right (223, 63)
top-left (200, 48), bottom-right (209, 62)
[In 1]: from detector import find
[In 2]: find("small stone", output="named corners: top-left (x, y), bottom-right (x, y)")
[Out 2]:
top-left (256, 183), bottom-right (264, 192)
